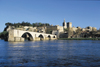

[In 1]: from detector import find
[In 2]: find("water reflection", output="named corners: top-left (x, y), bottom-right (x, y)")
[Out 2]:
top-left (9, 42), bottom-right (25, 45)
top-left (0, 40), bottom-right (100, 66)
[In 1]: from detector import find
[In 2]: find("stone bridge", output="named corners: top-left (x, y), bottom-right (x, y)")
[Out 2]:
top-left (8, 29), bottom-right (57, 42)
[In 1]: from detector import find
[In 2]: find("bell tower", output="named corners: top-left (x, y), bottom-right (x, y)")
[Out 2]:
top-left (63, 19), bottom-right (67, 29)
top-left (67, 22), bottom-right (72, 28)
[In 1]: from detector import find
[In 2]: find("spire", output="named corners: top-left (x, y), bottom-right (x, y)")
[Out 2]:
top-left (64, 18), bottom-right (65, 22)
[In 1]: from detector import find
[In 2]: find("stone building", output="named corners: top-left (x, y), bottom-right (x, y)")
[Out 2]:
top-left (4, 19), bottom-right (98, 38)
top-left (46, 25), bottom-right (64, 33)
top-left (63, 19), bottom-right (72, 29)
top-left (92, 27), bottom-right (97, 31)
top-left (37, 27), bottom-right (46, 33)
top-left (4, 26), bottom-right (15, 31)
top-left (67, 22), bottom-right (72, 28)
top-left (72, 26), bottom-right (77, 32)
top-left (63, 19), bottom-right (67, 29)
top-left (85, 26), bottom-right (92, 32)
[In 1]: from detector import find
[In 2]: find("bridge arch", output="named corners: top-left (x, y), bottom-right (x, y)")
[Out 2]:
top-left (48, 35), bottom-right (51, 40)
top-left (21, 32), bottom-right (33, 41)
top-left (48, 35), bottom-right (51, 38)
top-left (38, 34), bottom-right (44, 40)
top-left (53, 36), bottom-right (56, 38)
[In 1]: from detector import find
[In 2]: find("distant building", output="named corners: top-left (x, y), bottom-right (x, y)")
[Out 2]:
top-left (4, 19), bottom-right (98, 38)
top-left (67, 22), bottom-right (72, 28)
top-left (63, 19), bottom-right (67, 29)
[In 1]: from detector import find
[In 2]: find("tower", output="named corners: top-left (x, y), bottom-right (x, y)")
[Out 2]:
top-left (67, 22), bottom-right (72, 28)
top-left (63, 19), bottom-right (67, 29)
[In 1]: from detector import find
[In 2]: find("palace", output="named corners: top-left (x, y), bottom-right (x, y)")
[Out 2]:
top-left (5, 19), bottom-right (98, 39)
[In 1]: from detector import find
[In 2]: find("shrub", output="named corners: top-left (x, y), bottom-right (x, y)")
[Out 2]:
top-left (0, 31), bottom-right (8, 39)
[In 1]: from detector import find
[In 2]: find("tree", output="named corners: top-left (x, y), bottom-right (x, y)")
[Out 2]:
top-left (5, 22), bottom-right (51, 27)
top-left (0, 32), bottom-right (1, 37)
top-left (0, 31), bottom-right (8, 40)
top-left (38, 22), bottom-right (42, 27)
top-left (64, 28), bottom-right (68, 32)
top-left (45, 23), bottom-right (50, 26)
top-left (32, 23), bottom-right (36, 27)
top-left (5, 22), bottom-right (13, 26)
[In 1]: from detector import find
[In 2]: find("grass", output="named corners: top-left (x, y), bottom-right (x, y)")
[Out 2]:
top-left (58, 38), bottom-right (100, 40)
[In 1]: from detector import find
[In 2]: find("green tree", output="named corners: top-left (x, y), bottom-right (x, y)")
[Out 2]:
top-left (45, 23), bottom-right (50, 26)
top-left (32, 23), bottom-right (36, 27)
top-left (38, 22), bottom-right (42, 26)
top-left (5, 22), bottom-right (13, 26)
top-left (0, 32), bottom-right (1, 37)
top-left (64, 28), bottom-right (68, 32)
top-left (0, 31), bottom-right (8, 40)
top-left (5, 22), bottom-right (51, 27)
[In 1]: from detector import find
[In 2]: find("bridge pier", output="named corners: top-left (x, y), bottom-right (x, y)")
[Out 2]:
top-left (8, 37), bottom-right (24, 42)
top-left (34, 37), bottom-right (51, 41)
top-left (8, 38), bottom-right (15, 42)
top-left (44, 37), bottom-right (50, 40)
top-left (50, 38), bottom-right (57, 40)
top-left (34, 37), bottom-right (40, 41)
top-left (8, 37), bottom-right (57, 42)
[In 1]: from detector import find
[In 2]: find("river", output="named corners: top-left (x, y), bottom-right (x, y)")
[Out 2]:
top-left (0, 40), bottom-right (100, 67)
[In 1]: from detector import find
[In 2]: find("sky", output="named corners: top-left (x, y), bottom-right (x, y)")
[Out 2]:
top-left (0, 0), bottom-right (100, 32)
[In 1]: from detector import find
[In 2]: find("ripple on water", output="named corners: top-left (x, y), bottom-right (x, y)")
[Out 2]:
top-left (0, 40), bottom-right (100, 66)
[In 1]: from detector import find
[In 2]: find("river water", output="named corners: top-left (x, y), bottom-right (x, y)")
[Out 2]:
top-left (0, 40), bottom-right (100, 67)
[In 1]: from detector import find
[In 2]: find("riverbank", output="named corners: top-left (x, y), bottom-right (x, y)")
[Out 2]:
top-left (58, 38), bottom-right (100, 40)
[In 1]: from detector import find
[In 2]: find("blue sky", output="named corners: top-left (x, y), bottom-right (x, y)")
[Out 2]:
top-left (0, 0), bottom-right (100, 32)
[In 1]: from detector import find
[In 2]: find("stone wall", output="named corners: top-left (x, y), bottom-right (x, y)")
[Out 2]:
top-left (8, 29), bottom-right (57, 42)
top-left (34, 37), bottom-right (40, 41)
top-left (14, 37), bottom-right (24, 42)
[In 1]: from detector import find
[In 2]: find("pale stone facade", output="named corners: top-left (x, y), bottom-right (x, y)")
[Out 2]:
top-left (67, 22), bottom-right (72, 28)
top-left (8, 29), bottom-right (57, 42)
top-left (72, 26), bottom-right (77, 32)
top-left (63, 19), bottom-right (67, 29)
top-left (6, 19), bottom-right (98, 39)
